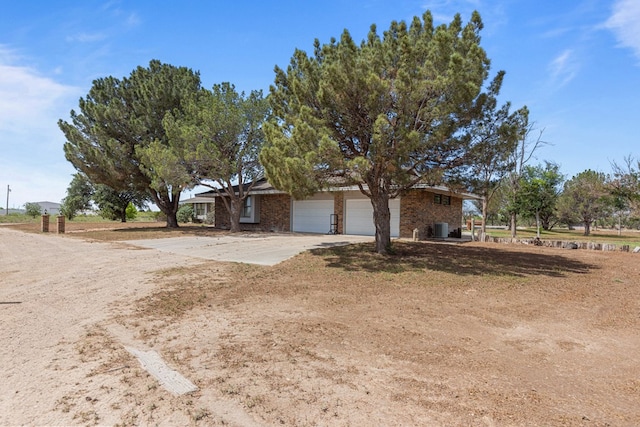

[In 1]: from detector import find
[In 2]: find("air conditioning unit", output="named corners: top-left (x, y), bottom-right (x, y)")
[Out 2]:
top-left (434, 222), bottom-right (448, 238)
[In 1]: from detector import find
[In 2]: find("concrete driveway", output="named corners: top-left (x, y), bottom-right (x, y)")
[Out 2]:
top-left (125, 233), bottom-right (374, 266)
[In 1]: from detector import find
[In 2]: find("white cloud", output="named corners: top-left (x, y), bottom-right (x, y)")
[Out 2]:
top-left (65, 32), bottom-right (107, 43)
top-left (0, 46), bottom-right (81, 207)
top-left (126, 12), bottom-right (141, 28)
top-left (0, 47), bottom-right (79, 133)
top-left (548, 49), bottom-right (579, 88)
top-left (605, 0), bottom-right (640, 60)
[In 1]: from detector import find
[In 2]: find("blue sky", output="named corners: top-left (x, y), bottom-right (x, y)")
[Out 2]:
top-left (1, 0), bottom-right (639, 208)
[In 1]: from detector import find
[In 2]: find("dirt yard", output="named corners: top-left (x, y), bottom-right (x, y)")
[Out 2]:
top-left (1, 225), bottom-right (639, 426)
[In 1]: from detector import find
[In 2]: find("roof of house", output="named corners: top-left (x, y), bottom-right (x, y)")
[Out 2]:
top-left (192, 178), bottom-right (481, 200)
top-left (36, 201), bottom-right (61, 207)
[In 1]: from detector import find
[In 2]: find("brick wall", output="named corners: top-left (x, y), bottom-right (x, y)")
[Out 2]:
top-left (215, 194), bottom-right (291, 232)
top-left (399, 189), bottom-right (463, 239)
top-left (333, 192), bottom-right (344, 234)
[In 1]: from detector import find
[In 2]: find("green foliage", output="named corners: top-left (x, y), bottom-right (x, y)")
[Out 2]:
top-left (59, 60), bottom-right (202, 228)
top-left (60, 173), bottom-right (94, 220)
top-left (515, 162), bottom-right (564, 232)
top-left (164, 83), bottom-right (269, 232)
top-left (557, 170), bottom-right (611, 236)
top-left (463, 73), bottom-right (529, 233)
top-left (610, 156), bottom-right (640, 224)
top-left (94, 185), bottom-right (147, 222)
top-left (125, 203), bottom-right (138, 220)
top-left (262, 10), bottom-right (510, 253)
top-left (177, 204), bottom-right (194, 223)
top-left (24, 202), bottom-right (42, 218)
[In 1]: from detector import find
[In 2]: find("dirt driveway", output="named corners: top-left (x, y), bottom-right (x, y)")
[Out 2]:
top-left (124, 233), bottom-right (374, 265)
top-left (1, 226), bottom-right (639, 426)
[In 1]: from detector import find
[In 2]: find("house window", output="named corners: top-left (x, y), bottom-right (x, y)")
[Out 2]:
top-left (434, 194), bottom-right (451, 205)
top-left (240, 196), bottom-right (260, 223)
top-left (195, 203), bottom-right (206, 217)
top-left (241, 196), bottom-right (252, 218)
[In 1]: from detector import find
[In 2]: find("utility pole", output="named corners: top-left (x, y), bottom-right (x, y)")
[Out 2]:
top-left (5, 185), bottom-right (10, 215)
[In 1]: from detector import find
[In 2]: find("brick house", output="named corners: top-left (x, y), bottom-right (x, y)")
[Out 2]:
top-left (185, 179), bottom-right (478, 239)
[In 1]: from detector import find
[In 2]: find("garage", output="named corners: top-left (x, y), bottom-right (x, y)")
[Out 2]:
top-left (344, 194), bottom-right (400, 237)
top-left (292, 193), bottom-right (335, 233)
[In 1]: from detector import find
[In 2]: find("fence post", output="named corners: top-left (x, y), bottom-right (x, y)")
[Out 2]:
top-left (57, 215), bottom-right (65, 234)
top-left (41, 214), bottom-right (50, 232)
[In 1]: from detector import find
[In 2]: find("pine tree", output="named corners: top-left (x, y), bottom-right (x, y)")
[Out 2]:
top-left (262, 11), bottom-right (509, 253)
top-left (59, 60), bottom-right (201, 227)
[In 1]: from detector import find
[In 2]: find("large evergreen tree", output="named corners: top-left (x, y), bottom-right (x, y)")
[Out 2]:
top-left (164, 83), bottom-right (269, 232)
top-left (59, 60), bottom-right (201, 228)
top-left (261, 11), bottom-right (511, 253)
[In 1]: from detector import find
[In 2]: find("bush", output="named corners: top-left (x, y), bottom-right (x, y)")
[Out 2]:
top-left (24, 202), bottom-right (42, 218)
top-left (152, 211), bottom-right (167, 222)
top-left (126, 203), bottom-right (138, 220)
top-left (205, 211), bottom-right (215, 225)
top-left (177, 204), bottom-right (194, 223)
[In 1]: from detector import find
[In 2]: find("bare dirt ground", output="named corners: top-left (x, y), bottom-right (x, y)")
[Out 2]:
top-left (1, 225), bottom-right (639, 426)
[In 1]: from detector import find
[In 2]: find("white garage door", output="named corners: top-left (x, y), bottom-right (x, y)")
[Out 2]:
top-left (292, 194), bottom-right (334, 233)
top-left (345, 197), bottom-right (400, 237)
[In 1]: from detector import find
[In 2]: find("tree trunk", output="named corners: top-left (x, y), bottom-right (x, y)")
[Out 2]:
top-left (584, 221), bottom-right (591, 236)
top-left (481, 197), bottom-right (488, 236)
top-left (119, 200), bottom-right (131, 223)
top-left (618, 212), bottom-right (622, 236)
top-left (370, 192), bottom-right (391, 255)
top-left (229, 198), bottom-right (242, 233)
top-left (166, 212), bottom-right (178, 228)
top-left (535, 210), bottom-right (541, 238)
top-left (152, 190), bottom-right (181, 229)
top-left (510, 212), bottom-right (517, 238)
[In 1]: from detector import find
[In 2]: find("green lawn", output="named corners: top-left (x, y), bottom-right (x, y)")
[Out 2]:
top-left (484, 227), bottom-right (640, 248)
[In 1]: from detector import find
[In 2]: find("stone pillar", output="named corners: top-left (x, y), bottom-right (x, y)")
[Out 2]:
top-left (41, 214), bottom-right (50, 232)
top-left (57, 215), bottom-right (65, 234)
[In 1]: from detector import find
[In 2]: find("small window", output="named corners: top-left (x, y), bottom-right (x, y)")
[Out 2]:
top-left (241, 196), bottom-right (252, 218)
top-left (434, 194), bottom-right (451, 205)
top-left (195, 203), bottom-right (206, 217)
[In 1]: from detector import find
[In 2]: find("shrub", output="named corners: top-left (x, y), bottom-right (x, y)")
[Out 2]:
top-left (126, 203), bottom-right (138, 220)
top-left (177, 204), bottom-right (194, 223)
top-left (204, 211), bottom-right (215, 225)
top-left (24, 202), bottom-right (42, 218)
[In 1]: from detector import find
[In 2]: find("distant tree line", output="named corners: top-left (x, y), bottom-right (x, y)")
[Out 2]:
top-left (475, 156), bottom-right (640, 236)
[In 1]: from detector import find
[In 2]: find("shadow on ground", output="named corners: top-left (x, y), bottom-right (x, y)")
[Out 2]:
top-left (311, 241), bottom-right (597, 278)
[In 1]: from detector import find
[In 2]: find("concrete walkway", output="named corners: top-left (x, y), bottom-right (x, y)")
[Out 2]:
top-left (125, 233), bottom-right (374, 265)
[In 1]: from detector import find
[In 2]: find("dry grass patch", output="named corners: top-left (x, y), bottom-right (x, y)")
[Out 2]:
top-left (6, 221), bottom-right (228, 241)
top-left (105, 239), bottom-right (640, 425)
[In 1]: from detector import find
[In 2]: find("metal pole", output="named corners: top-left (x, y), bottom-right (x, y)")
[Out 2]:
top-left (5, 185), bottom-right (9, 215)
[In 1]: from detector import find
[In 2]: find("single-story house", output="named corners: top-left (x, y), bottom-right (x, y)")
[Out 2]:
top-left (183, 179), bottom-right (480, 240)
top-left (180, 194), bottom-right (216, 222)
top-left (35, 201), bottom-right (61, 215)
